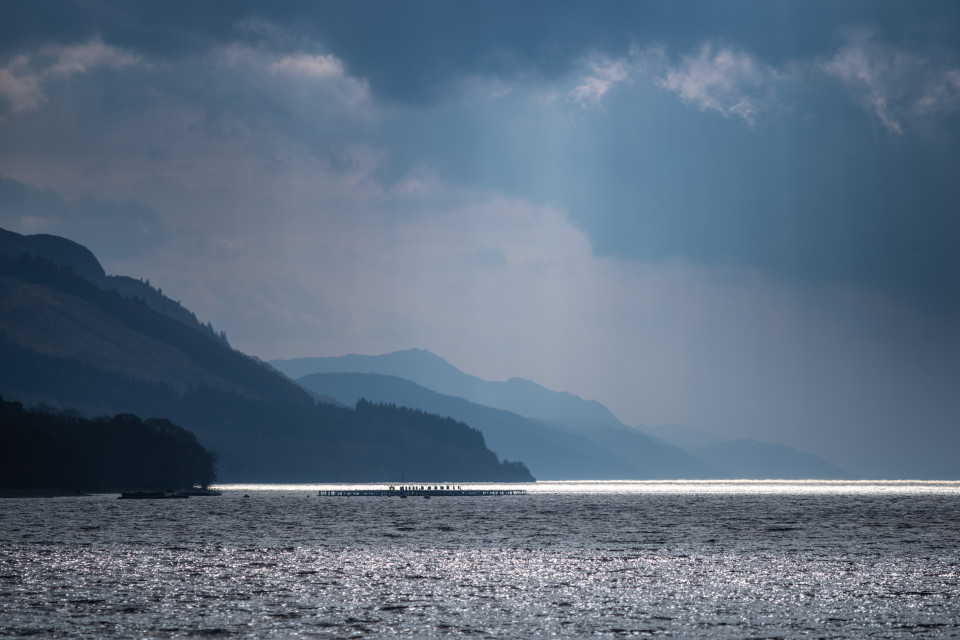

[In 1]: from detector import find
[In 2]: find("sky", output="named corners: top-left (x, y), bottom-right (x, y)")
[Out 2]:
top-left (0, 1), bottom-right (958, 477)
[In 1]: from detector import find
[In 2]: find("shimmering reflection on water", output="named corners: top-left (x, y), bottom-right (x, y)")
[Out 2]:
top-left (2, 482), bottom-right (959, 638)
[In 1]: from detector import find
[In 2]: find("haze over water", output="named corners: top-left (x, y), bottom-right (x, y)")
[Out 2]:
top-left (4, 481), bottom-right (959, 638)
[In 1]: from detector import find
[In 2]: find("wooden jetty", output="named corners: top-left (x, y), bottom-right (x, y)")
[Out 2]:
top-left (317, 485), bottom-right (527, 497)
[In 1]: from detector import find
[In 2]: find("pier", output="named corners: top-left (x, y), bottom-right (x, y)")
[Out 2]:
top-left (317, 485), bottom-right (527, 497)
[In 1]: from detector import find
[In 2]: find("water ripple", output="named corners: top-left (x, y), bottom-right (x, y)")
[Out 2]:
top-left (1, 482), bottom-right (959, 637)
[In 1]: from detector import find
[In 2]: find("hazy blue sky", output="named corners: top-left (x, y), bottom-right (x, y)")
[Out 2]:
top-left (1, 1), bottom-right (958, 476)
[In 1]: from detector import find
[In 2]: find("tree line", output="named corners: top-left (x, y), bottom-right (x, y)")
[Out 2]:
top-left (0, 397), bottom-right (217, 492)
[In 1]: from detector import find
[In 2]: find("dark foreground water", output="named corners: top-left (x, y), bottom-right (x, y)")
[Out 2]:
top-left (2, 481), bottom-right (960, 638)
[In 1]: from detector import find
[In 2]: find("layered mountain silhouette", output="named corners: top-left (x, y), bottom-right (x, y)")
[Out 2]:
top-left (692, 440), bottom-right (848, 479)
top-left (2, 226), bottom-right (847, 482)
top-left (0, 228), bottom-right (531, 483)
top-left (296, 372), bottom-right (717, 479)
top-left (642, 424), bottom-right (725, 450)
top-left (641, 425), bottom-right (847, 479)
top-left (273, 349), bottom-right (628, 430)
top-left (277, 351), bottom-right (848, 480)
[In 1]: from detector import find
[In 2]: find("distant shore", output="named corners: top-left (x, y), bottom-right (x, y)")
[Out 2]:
top-left (0, 489), bottom-right (89, 499)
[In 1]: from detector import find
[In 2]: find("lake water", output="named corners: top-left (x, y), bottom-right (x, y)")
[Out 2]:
top-left (2, 480), bottom-right (960, 638)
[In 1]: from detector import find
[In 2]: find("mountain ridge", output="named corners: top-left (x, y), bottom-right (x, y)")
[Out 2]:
top-left (283, 353), bottom-right (849, 480)
top-left (0, 227), bottom-right (228, 345)
top-left (272, 349), bottom-right (627, 430)
top-left (297, 371), bottom-right (719, 480)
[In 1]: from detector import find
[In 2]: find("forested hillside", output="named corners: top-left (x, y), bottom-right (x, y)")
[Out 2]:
top-left (0, 397), bottom-right (217, 492)
top-left (0, 232), bottom-right (532, 482)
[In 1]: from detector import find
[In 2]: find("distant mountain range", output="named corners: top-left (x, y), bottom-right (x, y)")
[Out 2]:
top-left (273, 349), bottom-right (627, 431)
top-left (0, 228), bottom-right (531, 483)
top-left (276, 351), bottom-right (849, 480)
top-left (692, 439), bottom-right (848, 480)
top-left (642, 424), bottom-right (725, 450)
top-left (296, 372), bottom-right (716, 480)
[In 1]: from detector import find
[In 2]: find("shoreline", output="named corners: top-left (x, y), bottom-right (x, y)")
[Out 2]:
top-left (0, 489), bottom-right (91, 499)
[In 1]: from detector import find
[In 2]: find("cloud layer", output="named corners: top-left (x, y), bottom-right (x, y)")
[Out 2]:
top-left (0, 37), bottom-right (139, 119)
top-left (657, 44), bottom-right (778, 123)
top-left (821, 31), bottom-right (960, 135)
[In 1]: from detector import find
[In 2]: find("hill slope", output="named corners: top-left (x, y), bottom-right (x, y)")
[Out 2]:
top-left (0, 227), bottom-right (227, 344)
top-left (0, 254), bottom-right (310, 405)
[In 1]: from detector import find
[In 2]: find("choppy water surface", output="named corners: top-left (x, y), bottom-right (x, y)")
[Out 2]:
top-left (2, 481), bottom-right (960, 638)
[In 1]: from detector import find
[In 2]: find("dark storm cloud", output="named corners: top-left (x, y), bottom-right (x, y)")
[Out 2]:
top-left (373, 53), bottom-right (960, 315)
top-left (2, 1), bottom-right (958, 316)
top-left (6, 1), bottom-right (958, 103)
top-left (562, 97), bottom-right (960, 313)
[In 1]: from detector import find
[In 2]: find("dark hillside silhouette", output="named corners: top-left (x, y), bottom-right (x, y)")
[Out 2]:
top-left (0, 396), bottom-right (217, 492)
top-left (0, 227), bottom-right (105, 281)
top-left (0, 331), bottom-right (532, 482)
top-left (0, 227), bottom-right (228, 344)
top-left (0, 252), bottom-right (311, 406)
